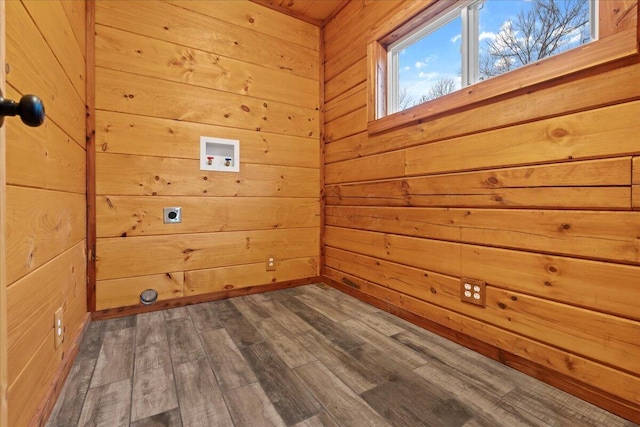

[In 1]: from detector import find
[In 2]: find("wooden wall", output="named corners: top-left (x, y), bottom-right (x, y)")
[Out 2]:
top-left (322, 0), bottom-right (640, 419)
top-left (4, 0), bottom-right (88, 425)
top-left (94, 0), bottom-right (321, 310)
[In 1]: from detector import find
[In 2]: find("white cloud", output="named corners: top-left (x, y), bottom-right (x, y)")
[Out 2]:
top-left (450, 34), bottom-right (462, 43)
top-left (404, 66), bottom-right (411, 71)
top-left (418, 71), bottom-right (439, 79)
top-left (415, 54), bottom-right (437, 69)
top-left (479, 31), bottom-right (496, 41)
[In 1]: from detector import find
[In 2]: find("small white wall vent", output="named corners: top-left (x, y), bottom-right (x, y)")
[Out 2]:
top-left (200, 136), bottom-right (240, 172)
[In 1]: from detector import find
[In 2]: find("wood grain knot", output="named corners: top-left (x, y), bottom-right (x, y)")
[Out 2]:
top-left (551, 128), bottom-right (569, 138)
top-left (547, 266), bottom-right (558, 273)
top-left (498, 302), bottom-right (507, 310)
top-left (487, 176), bottom-right (499, 185)
top-left (224, 284), bottom-right (234, 290)
top-left (241, 105), bottom-right (250, 112)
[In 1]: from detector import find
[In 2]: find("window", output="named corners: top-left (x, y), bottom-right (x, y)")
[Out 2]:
top-left (388, 0), bottom-right (597, 114)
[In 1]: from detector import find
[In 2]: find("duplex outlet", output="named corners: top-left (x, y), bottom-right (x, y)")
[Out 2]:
top-left (461, 278), bottom-right (486, 307)
top-left (266, 255), bottom-right (276, 271)
top-left (54, 307), bottom-right (64, 349)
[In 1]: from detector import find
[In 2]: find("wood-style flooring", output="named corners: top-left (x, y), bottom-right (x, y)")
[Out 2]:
top-left (46, 284), bottom-right (638, 427)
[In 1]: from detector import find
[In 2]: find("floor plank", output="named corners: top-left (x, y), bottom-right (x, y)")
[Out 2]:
top-left (295, 328), bottom-right (383, 394)
top-left (343, 319), bottom-right (427, 369)
top-left (200, 328), bottom-right (258, 392)
top-left (131, 339), bottom-right (179, 422)
top-left (224, 382), bottom-right (286, 427)
top-left (136, 311), bottom-right (167, 347)
top-left (240, 342), bottom-right (322, 425)
top-left (290, 301), bottom-right (364, 352)
top-left (254, 317), bottom-right (316, 368)
top-left (77, 379), bottom-right (132, 427)
top-left (294, 361), bottom-right (391, 426)
top-left (130, 408), bottom-right (183, 427)
top-left (166, 317), bottom-right (206, 365)
top-left (187, 302), bottom-right (222, 332)
top-left (46, 358), bottom-right (95, 427)
top-left (220, 312), bottom-right (265, 349)
top-left (174, 357), bottom-right (233, 427)
top-left (90, 327), bottom-right (135, 388)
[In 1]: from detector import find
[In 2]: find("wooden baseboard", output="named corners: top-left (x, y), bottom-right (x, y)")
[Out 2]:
top-left (29, 312), bottom-right (91, 427)
top-left (92, 276), bottom-right (323, 320)
top-left (322, 276), bottom-right (640, 425)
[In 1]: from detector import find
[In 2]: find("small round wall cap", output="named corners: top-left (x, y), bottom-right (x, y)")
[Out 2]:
top-left (140, 288), bottom-right (158, 305)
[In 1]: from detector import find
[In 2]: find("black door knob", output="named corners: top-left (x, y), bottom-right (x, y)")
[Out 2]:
top-left (0, 90), bottom-right (45, 128)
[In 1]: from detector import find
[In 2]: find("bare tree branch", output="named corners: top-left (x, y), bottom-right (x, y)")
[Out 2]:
top-left (480, 0), bottom-right (589, 79)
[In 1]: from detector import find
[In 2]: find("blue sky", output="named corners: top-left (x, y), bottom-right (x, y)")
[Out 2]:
top-left (398, 0), bottom-right (589, 105)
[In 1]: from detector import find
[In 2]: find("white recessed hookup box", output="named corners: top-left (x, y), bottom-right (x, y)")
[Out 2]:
top-left (200, 136), bottom-right (240, 172)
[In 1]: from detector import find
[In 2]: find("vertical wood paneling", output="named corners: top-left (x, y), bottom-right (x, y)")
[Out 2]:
top-left (94, 0), bottom-right (320, 311)
top-left (323, 0), bottom-right (640, 420)
top-left (4, 0), bottom-right (87, 425)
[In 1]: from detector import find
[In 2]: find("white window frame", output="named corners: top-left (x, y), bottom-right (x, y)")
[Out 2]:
top-left (386, 0), bottom-right (599, 115)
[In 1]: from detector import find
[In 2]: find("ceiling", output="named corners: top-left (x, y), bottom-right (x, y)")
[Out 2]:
top-left (251, 0), bottom-right (347, 25)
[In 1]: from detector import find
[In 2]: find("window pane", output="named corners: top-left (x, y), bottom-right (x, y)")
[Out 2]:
top-left (478, 0), bottom-right (592, 80)
top-left (397, 14), bottom-right (462, 111)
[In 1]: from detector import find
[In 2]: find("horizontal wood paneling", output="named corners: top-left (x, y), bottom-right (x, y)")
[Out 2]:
top-left (5, 0), bottom-right (85, 145)
top-left (97, 196), bottom-right (319, 238)
top-left (96, 272), bottom-right (185, 310)
top-left (325, 226), bottom-right (460, 278)
top-left (168, 0), bottom-right (320, 51)
top-left (325, 206), bottom-right (640, 264)
top-left (323, 1), bottom-right (640, 417)
top-left (327, 158), bottom-right (632, 209)
top-left (95, 0), bottom-right (319, 80)
top-left (325, 57), bottom-right (367, 103)
top-left (324, 248), bottom-right (640, 375)
top-left (22, 0), bottom-right (86, 100)
top-left (7, 242), bottom-right (86, 384)
top-left (6, 87), bottom-right (85, 194)
top-left (5, 186), bottom-right (86, 284)
top-left (95, 111), bottom-right (319, 168)
top-left (4, 1), bottom-right (87, 425)
top-left (95, 25), bottom-right (319, 110)
top-left (184, 257), bottom-right (319, 295)
top-left (325, 107), bottom-right (367, 143)
top-left (324, 132), bottom-right (367, 164)
top-left (96, 68), bottom-right (319, 139)
top-left (324, 83), bottom-right (366, 123)
top-left (96, 153), bottom-right (318, 197)
top-left (61, 0), bottom-right (86, 55)
top-left (94, 0), bottom-right (321, 311)
top-left (97, 227), bottom-right (319, 281)
top-left (326, 226), bottom-right (640, 321)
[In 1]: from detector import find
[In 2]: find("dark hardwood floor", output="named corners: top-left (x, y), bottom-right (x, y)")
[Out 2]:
top-left (46, 284), bottom-right (638, 426)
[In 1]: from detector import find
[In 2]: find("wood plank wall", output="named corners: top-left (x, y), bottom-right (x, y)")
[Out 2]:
top-left (4, 1), bottom-right (88, 425)
top-left (93, 0), bottom-right (321, 310)
top-left (322, 0), bottom-right (640, 419)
